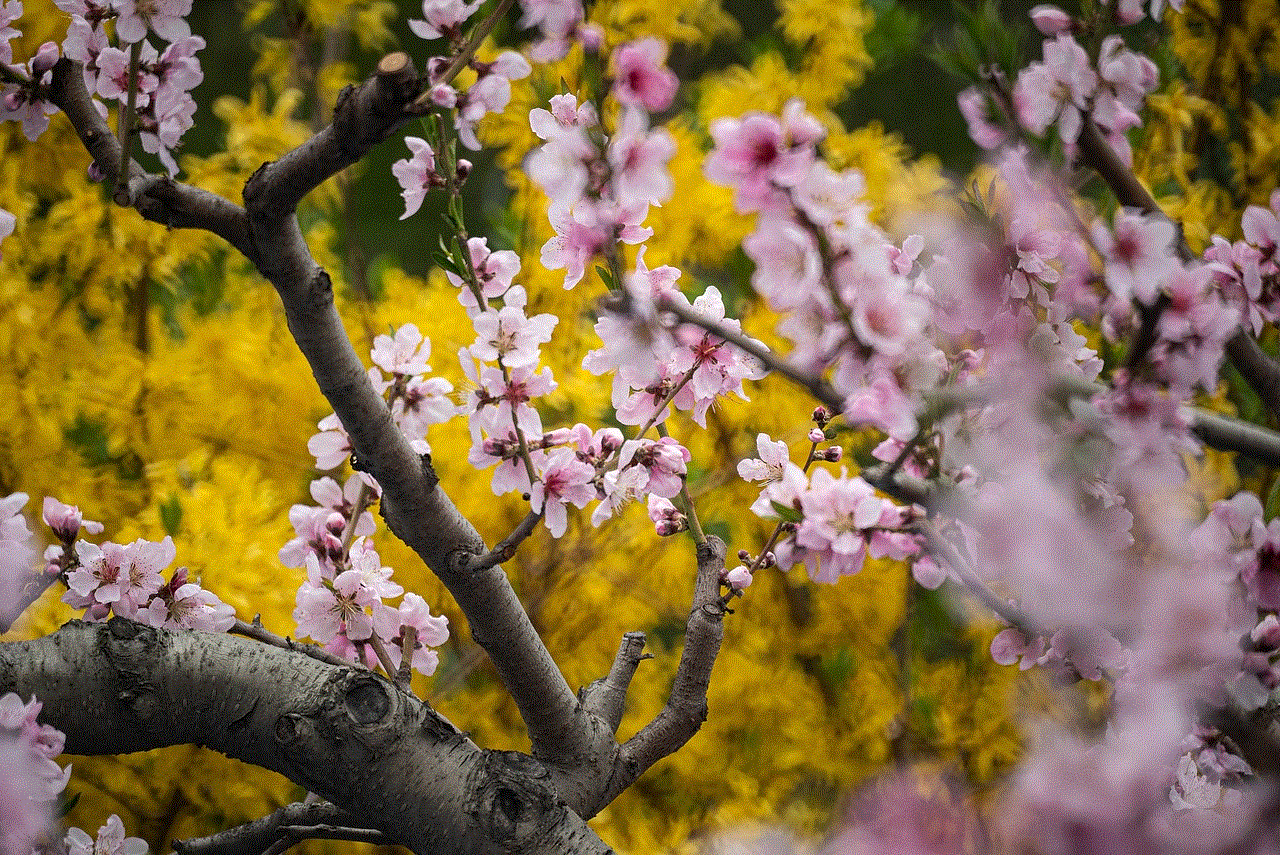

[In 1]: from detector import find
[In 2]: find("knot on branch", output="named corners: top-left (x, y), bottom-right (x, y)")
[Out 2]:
top-left (467, 751), bottom-right (562, 850)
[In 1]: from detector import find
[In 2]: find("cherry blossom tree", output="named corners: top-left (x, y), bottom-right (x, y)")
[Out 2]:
top-left (4, 0), bottom-right (1280, 854)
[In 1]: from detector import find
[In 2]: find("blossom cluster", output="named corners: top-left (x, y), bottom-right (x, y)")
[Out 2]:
top-left (291, 326), bottom-right (452, 675)
top-left (402, 0), bottom-right (531, 149)
top-left (1, 492), bottom-right (234, 632)
top-left (1, 1), bottom-right (203, 175)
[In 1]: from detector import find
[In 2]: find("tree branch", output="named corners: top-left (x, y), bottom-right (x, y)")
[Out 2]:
top-left (174, 802), bottom-right (370, 855)
top-left (46, 58), bottom-right (256, 261)
top-left (605, 536), bottom-right (727, 807)
top-left (0, 620), bottom-right (612, 855)
top-left (47, 51), bottom-right (587, 776)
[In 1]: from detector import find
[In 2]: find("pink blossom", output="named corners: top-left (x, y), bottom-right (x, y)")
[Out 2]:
top-left (1012, 32), bottom-right (1097, 144)
top-left (2, 43), bottom-right (60, 141)
top-left (65, 815), bottom-right (149, 855)
top-left (704, 102), bottom-right (821, 212)
top-left (0, 0), bottom-right (19, 66)
top-left (1241, 190), bottom-right (1280, 252)
top-left (525, 124), bottom-right (594, 208)
top-left (840, 372), bottom-right (918, 441)
top-left (408, 0), bottom-right (483, 41)
top-left (371, 323), bottom-right (431, 377)
top-left (611, 37), bottom-right (677, 112)
top-left (453, 51), bottom-right (530, 149)
top-left (647, 494), bottom-right (687, 537)
top-left (445, 235), bottom-right (522, 305)
top-left (957, 86), bottom-right (1011, 150)
top-left (1094, 209), bottom-right (1179, 304)
top-left (468, 431), bottom-right (542, 496)
top-left (0, 690), bottom-right (67, 855)
top-left (115, 0), bottom-right (191, 44)
top-left (1, 493), bottom-right (34, 612)
top-left (308, 413), bottom-right (353, 471)
top-left (737, 433), bottom-right (790, 483)
top-left (41, 496), bottom-right (104, 543)
top-left (618, 437), bottom-right (690, 499)
top-left (392, 137), bottom-right (438, 220)
top-left (138, 567), bottom-right (235, 632)
top-left (279, 505), bottom-right (345, 570)
top-left (0, 738), bottom-right (53, 855)
top-left (794, 468), bottom-right (891, 583)
top-left (540, 201), bottom-right (624, 289)
top-left (469, 301), bottom-right (557, 369)
top-left (530, 448), bottom-right (596, 537)
top-left (372, 593), bottom-right (449, 675)
top-left (743, 214), bottom-right (823, 311)
top-left (529, 92), bottom-right (597, 140)
top-left (590, 463), bottom-right (648, 526)
top-left (293, 555), bottom-right (380, 644)
top-left (1029, 4), bottom-right (1072, 34)
top-left (608, 109), bottom-right (675, 207)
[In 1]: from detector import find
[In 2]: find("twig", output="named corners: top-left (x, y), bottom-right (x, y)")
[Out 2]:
top-left (915, 517), bottom-right (1046, 639)
top-left (655, 295), bottom-right (842, 410)
top-left (230, 618), bottom-right (355, 669)
top-left (469, 509), bottom-right (542, 571)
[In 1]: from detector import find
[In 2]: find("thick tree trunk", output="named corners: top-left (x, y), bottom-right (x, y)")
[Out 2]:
top-left (0, 619), bottom-right (612, 855)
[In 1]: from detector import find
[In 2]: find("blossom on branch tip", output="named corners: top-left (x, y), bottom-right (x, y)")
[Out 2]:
top-left (41, 497), bottom-right (103, 543)
top-left (647, 494), bottom-right (686, 537)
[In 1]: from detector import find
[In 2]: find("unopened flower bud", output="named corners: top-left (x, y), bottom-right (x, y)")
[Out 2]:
top-left (578, 24), bottom-right (605, 52)
top-left (32, 42), bottom-right (59, 76)
top-left (823, 447), bottom-right (843, 462)
top-left (812, 406), bottom-right (829, 426)
top-left (87, 161), bottom-right (107, 182)
top-left (325, 511), bottom-right (347, 536)
top-left (725, 566), bottom-right (752, 590)
top-left (808, 428), bottom-right (825, 443)
top-left (737, 549), bottom-right (751, 562)
top-left (456, 159), bottom-right (473, 182)
top-left (760, 551), bottom-right (776, 568)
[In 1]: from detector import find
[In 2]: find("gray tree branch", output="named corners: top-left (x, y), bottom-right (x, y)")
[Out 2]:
top-left (43, 52), bottom-right (589, 775)
top-left (0, 619), bottom-right (612, 855)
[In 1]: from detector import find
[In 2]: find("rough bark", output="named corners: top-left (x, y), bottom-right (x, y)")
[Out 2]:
top-left (0, 619), bottom-right (612, 855)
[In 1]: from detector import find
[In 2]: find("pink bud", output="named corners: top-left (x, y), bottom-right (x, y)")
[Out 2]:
top-left (824, 447), bottom-right (843, 462)
top-left (808, 428), bottom-right (825, 443)
top-left (578, 24), bottom-right (604, 52)
top-left (1029, 5), bottom-right (1072, 34)
top-left (32, 42), bottom-right (59, 76)
top-left (725, 566), bottom-right (753, 590)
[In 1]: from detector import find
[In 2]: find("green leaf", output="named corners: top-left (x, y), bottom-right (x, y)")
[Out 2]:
top-left (1266, 478), bottom-right (1280, 522)
top-left (595, 265), bottom-right (614, 289)
top-left (159, 495), bottom-right (183, 536)
top-left (770, 501), bottom-right (803, 523)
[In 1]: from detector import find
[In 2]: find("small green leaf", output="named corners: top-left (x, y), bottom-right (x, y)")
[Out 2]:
top-left (159, 495), bottom-right (183, 536)
top-left (595, 265), bottom-right (614, 289)
top-left (770, 501), bottom-right (803, 523)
